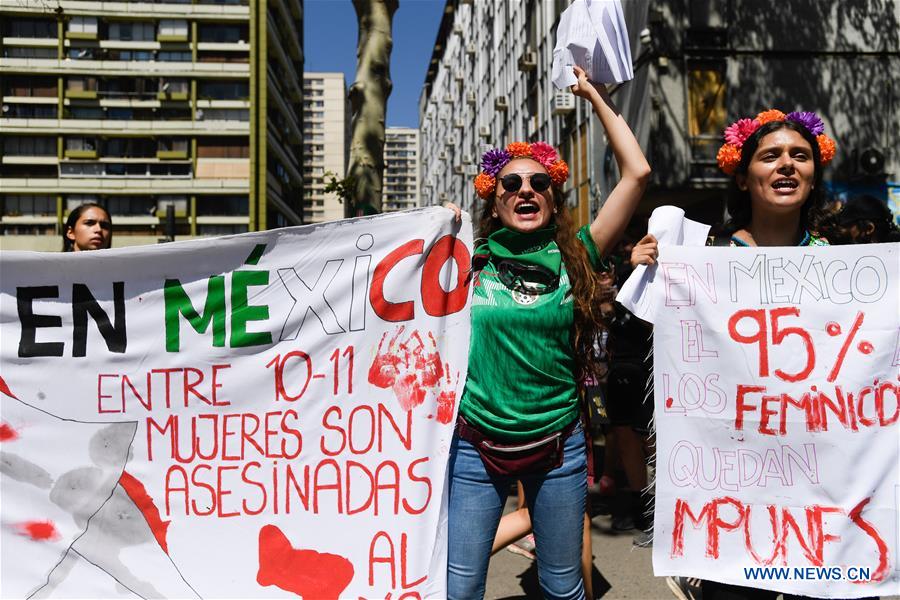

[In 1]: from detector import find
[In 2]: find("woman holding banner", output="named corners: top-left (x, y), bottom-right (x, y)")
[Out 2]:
top-left (631, 111), bottom-right (881, 600)
top-left (444, 64), bottom-right (650, 600)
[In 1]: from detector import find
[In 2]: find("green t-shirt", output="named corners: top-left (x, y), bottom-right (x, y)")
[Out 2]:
top-left (459, 224), bottom-right (604, 441)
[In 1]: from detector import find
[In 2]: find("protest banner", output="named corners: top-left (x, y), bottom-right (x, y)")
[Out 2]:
top-left (0, 207), bottom-right (471, 599)
top-left (621, 238), bottom-right (900, 597)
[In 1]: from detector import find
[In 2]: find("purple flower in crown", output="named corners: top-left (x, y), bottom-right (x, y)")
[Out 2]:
top-left (481, 148), bottom-right (512, 177)
top-left (786, 111), bottom-right (825, 137)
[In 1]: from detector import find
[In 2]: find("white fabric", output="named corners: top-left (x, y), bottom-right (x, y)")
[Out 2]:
top-left (0, 207), bottom-right (473, 599)
top-left (552, 0), bottom-right (634, 88)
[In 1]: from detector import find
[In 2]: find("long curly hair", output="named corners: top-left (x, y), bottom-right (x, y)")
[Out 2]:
top-left (721, 120), bottom-right (828, 236)
top-left (478, 185), bottom-right (606, 382)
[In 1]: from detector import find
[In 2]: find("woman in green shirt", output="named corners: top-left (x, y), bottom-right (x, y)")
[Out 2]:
top-left (445, 65), bottom-right (650, 600)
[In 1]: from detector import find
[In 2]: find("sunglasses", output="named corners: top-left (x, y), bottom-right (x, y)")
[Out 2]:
top-left (497, 260), bottom-right (560, 295)
top-left (499, 172), bottom-right (552, 194)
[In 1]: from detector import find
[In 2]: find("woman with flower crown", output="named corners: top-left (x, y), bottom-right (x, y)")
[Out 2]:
top-left (444, 64), bottom-right (650, 600)
top-left (630, 110), bottom-right (864, 600)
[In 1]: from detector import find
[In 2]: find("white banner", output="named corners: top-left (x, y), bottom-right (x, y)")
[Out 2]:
top-left (0, 207), bottom-right (472, 599)
top-left (623, 242), bottom-right (900, 597)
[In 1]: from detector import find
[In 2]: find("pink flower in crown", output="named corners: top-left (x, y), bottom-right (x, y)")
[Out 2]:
top-left (529, 142), bottom-right (559, 168)
top-left (724, 118), bottom-right (761, 148)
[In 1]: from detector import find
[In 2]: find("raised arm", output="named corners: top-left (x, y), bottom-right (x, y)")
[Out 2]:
top-left (570, 66), bottom-right (651, 256)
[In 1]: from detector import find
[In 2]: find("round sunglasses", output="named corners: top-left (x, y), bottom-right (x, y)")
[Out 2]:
top-left (499, 172), bottom-right (552, 193)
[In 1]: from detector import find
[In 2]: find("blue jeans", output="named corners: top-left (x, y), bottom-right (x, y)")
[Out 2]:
top-left (447, 422), bottom-right (587, 600)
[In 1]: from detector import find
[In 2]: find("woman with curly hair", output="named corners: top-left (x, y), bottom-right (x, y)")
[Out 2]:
top-left (444, 64), bottom-right (650, 600)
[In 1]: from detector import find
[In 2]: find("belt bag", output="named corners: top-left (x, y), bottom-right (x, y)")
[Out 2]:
top-left (456, 416), bottom-right (578, 477)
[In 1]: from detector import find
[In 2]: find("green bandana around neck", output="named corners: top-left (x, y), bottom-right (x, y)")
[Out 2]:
top-left (483, 226), bottom-right (561, 274)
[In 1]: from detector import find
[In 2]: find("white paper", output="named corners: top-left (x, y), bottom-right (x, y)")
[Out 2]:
top-left (616, 205), bottom-right (711, 322)
top-left (552, 0), bottom-right (634, 88)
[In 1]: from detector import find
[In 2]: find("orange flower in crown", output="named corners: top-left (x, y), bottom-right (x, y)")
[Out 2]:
top-left (716, 109), bottom-right (837, 175)
top-left (473, 141), bottom-right (569, 199)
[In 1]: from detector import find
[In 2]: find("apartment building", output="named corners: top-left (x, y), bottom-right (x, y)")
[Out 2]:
top-left (302, 72), bottom-right (347, 223)
top-left (382, 127), bottom-right (419, 212)
top-left (0, 0), bottom-right (304, 250)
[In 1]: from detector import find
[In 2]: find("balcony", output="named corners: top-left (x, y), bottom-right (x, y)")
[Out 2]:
top-left (156, 149), bottom-right (189, 160)
top-left (66, 31), bottom-right (99, 42)
top-left (64, 149), bottom-right (98, 159)
top-left (157, 90), bottom-right (189, 101)
top-left (65, 89), bottom-right (98, 100)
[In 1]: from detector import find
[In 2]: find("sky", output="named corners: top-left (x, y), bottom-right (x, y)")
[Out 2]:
top-left (303, 0), bottom-right (446, 129)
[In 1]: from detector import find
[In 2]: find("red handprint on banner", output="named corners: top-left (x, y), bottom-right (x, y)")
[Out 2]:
top-left (368, 327), bottom-right (456, 421)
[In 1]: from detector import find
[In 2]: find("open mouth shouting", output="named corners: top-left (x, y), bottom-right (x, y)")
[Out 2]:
top-left (771, 177), bottom-right (799, 193)
top-left (514, 200), bottom-right (541, 215)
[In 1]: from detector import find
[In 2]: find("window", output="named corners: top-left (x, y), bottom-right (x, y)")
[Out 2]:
top-left (159, 78), bottom-right (189, 94)
top-left (108, 21), bottom-right (155, 42)
top-left (107, 50), bottom-right (154, 61)
top-left (4, 76), bottom-right (56, 97)
top-left (66, 138), bottom-right (98, 152)
top-left (2, 195), bottom-right (56, 216)
top-left (198, 24), bottom-right (247, 43)
top-left (158, 138), bottom-right (189, 153)
top-left (3, 136), bottom-right (56, 156)
top-left (4, 105), bottom-right (57, 118)
top-left (688, 60), bottom-right (727, 163)
top-left (158, 51), bottom-right (192, 62)
top-left (198, 80), bottom-right (249, 100)
top-left (198, 51), bottom-right (249, 63)
top-left (200, 108), bottom-right (249, 121)
top-left (6, 18), bottom-right (56, 38)
top-left (3, 47), bottom-right (56, 58)
top-left (68, 16), bottom-right (98, 35)
top-left (106, 197), bottom-right (156, 215)
top-left (158, 20), bottom-right (188, 38)
top-left (105, 138), bottom-right (156, 158)
top-left (197, 137), bottom-right (249, 158)
top-left (67, 77), bottom-right (98, 92)
top-left (107, 108), bottom-right (134, 120)
top-left (67, 47), bottom-right (96, 60)
top-left (197, 195), bottom-right (249, 215)
top-left (60, 163), bottom-right (104, 177)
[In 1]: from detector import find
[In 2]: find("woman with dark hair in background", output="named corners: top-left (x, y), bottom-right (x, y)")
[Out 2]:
top-left (826, 194), bottom-right (900, 244)
top-left (62, 203), bottom-right (113, 252)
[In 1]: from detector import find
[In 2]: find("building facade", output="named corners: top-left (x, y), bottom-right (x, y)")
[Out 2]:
top-left (0, 0), bottom-right (305, 251)
top-left (420, 0), bottom-right (899, 229)
top-left (302, 72), bottom-right (348, 223)
top-left (382, 127), bottom-right (419, 212)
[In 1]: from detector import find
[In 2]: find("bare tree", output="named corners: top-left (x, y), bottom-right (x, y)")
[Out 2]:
top-left (346, 0), bottom-right (398, 215)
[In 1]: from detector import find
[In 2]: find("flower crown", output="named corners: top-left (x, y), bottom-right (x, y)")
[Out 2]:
top-left (716, 109), bottom-right (836, 175)
top-left (473, 141), bottom-right (569, 200)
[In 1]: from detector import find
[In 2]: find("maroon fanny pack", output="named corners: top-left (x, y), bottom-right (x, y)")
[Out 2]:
top-left (456, 415), bottom-right (578, 477)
